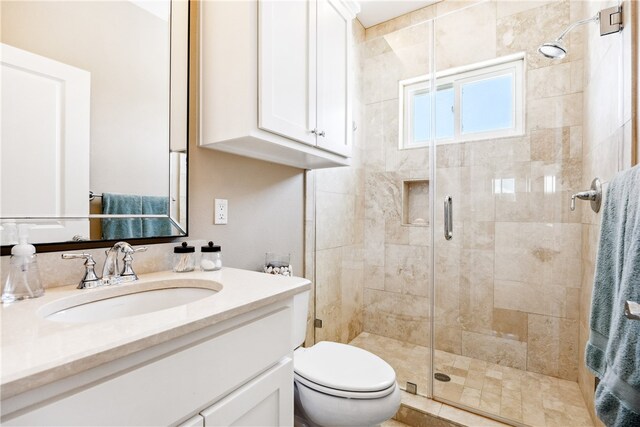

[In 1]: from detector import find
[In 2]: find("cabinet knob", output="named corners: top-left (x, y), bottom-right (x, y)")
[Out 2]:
top-left (310, 128), bottom-right (318, 135)
top-left (318, 130), bottom-right (326, 137)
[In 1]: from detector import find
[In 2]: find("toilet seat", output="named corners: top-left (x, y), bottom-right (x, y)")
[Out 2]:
top-left (294, 372), bottom-right (396, 399)
top-left (294, 341), bottom-right (396, 399)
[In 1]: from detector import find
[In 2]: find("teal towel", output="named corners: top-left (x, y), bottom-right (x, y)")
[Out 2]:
top-left (101, 193), bottom-right (143, 239)
top-left (141, 196), bottom-right (172, 237)
top-left (586, 165), bottom-right (640, 427)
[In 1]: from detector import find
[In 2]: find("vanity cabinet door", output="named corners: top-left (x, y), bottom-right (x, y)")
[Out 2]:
top-left (259, 0), bottom-right (317, 146)
top-left (178, 414), bottom-right (205, 427)
top-left (316, 0), bottom-right (352, 157)
top-left (201, 358), bottom-right (293, 426)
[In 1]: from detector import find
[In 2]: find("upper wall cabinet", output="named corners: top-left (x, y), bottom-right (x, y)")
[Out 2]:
top-left (199, 0), bottom-right (355, 170)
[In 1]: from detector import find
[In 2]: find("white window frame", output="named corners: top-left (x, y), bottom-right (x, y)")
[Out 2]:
top-left (399, 52), bottom-right (525, 149)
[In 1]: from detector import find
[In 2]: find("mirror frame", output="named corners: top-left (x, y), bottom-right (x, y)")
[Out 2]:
top-left (0, 0), bottom-right (190, 255)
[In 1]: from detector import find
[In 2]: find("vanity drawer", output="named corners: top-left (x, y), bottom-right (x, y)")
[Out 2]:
top-left (200, 358), bottom-right (293, 426)
top-left (4, 305), bottom-right (293, 426)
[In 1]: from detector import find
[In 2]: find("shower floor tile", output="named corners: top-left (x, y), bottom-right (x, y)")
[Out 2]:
top-left (348, 332), bottom-right (594, 427)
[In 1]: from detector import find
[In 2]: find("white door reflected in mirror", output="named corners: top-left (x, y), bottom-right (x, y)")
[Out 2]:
top-left (0, 43), bottom-right (90, 243)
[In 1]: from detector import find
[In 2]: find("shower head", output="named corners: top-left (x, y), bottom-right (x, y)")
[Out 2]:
top-left (538, 14), bottom-right (599, 60)
top-left (538, 40), bottom-right (567, 59)
top-left (538, 7), bottom-right (623, 60)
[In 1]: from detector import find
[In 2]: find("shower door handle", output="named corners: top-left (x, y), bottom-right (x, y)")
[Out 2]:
top-left (444, 196), bottom-right (453, 240)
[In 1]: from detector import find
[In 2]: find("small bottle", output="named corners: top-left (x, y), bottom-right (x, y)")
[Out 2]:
top-left (2, 224), bottom-right (45, 303)
top-left (173, 242), bottom-right (195, 272)
top-left (200, 241), bottom-right (222, 271)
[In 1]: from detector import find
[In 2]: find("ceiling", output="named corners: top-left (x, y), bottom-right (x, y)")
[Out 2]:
top-left (356, 0), bottom-right (439, 28)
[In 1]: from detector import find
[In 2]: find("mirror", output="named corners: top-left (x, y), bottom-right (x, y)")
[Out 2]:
top-left (0, 0), bottom-right (188, 246)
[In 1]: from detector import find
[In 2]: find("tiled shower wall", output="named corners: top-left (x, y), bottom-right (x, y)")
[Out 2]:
top-left (360, 0), bottom-right (586, 381)
top-left (361, 12), bottom-right (433, 348)
top-left (578, 0), bottom-right (635, 424)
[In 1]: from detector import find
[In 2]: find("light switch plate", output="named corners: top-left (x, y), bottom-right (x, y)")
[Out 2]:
top-left (214, 198), bottom-right (228, 224)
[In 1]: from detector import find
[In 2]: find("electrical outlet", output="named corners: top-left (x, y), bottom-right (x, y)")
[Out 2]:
top-left (214, 199), bottom-right (228, 224)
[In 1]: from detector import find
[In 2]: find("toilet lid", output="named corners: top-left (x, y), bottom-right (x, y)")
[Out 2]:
top-left (294, 341), bottom-right (396, 393)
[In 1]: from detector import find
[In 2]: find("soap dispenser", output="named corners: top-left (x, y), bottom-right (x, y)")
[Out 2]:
top-left (2, 224), bottom-right (44, 303)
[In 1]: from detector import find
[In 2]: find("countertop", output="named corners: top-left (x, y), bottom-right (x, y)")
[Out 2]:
top-left (0, 268), bottom-right (311, 399)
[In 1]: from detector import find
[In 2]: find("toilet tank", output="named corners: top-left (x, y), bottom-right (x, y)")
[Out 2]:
top-left (292, 290), bottom-right (310, 348)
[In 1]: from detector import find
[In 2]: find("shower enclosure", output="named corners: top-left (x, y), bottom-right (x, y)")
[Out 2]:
top-left (309, 0), bottom-right (626, 425)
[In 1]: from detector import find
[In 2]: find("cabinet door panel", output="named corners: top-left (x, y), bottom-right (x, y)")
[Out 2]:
top-left (316, 0), bottom-right (351, 156)
top-left (201, 358), bottom-right (293, 426)
top-left (259, 0), bottom-right (316, 145)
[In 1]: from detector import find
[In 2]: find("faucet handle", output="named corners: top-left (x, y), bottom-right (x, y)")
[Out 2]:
top-left (570, 178), bottom-right (602, 213)
top-left (62, 253), bottom-right (101, 289)
top-left (120, 246), bottom-right (147, 279)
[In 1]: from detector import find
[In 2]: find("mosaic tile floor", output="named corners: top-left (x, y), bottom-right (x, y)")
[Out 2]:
top-left (349, 332), bottom-right (594, 427)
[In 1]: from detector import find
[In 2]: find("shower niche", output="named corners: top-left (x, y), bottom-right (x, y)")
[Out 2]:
top-left (402, 179), bottom-right (429, 226)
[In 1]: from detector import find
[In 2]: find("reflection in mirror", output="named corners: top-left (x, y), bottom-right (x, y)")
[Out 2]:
top-left (0, 0), bottom-right (188, 246)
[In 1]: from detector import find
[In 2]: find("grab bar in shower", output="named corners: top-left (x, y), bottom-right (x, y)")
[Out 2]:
top-left (444, 196), bottom-right (453, 240)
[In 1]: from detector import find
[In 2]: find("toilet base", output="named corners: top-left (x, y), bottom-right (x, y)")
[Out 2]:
top-left (293, 381), bottom-right (401, 427)
top-left (294, 383), bottom-right (319, 427)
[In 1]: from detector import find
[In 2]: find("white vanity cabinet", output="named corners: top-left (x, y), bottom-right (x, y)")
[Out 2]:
top-left (199, 0), bottom-right (355, 169)
top-left (2, 299), bottom-right (297, 426)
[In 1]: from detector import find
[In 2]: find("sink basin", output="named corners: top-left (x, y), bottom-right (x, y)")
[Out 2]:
top-left (41, 280), bottom-right (220, 323)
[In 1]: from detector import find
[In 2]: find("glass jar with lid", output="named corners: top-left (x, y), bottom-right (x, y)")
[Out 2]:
top-left (200, 241), bottom-right (222, 271)
top-left (173, 242), bottom-right (195, 272)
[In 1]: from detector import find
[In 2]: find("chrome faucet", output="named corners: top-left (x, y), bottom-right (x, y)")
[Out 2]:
top-left (63, 242), bottom-right (147, 289)
top-left (102, 242), bottom-right (147, 283)
top-left (61, 253), bottom-right (101, 289)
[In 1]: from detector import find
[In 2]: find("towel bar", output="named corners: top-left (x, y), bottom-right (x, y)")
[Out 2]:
top-left (90, 191), bottom-right (175, 202)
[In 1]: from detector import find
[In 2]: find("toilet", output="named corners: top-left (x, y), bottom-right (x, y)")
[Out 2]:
top-left (293, 342), bottom-right (401, 426)
top-left (291, 292), bottom-right (401, 426)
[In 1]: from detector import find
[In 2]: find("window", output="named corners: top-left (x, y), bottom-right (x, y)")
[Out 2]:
top-left (400, 53), bottom-right (524, 148)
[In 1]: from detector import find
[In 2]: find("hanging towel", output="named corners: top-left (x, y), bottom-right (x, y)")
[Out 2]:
top-left (586, 165), bottom-right (640, 427)
top-left (141, 196), bottom-right (172, 237)
top-left (101, 193), bottom-right (143, 240)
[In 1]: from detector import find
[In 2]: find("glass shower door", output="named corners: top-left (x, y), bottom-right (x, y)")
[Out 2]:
top-left (431, 1), bottom-right (590, 425)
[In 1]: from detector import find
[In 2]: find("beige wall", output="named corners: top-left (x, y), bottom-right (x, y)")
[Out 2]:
top-left (578, 0), bottom-right (635, 425)
top-left (188, 150), bottom-right (305, 273)
top-left (1, 1), bottom-right (170, 198)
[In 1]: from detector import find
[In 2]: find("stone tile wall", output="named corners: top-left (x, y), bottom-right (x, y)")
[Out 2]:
top-left (360, 11), bottom-right (433, 348)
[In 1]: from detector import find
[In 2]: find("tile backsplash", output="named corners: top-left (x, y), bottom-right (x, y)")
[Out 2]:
top-left (0, 240), bottom-right (205, 290)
